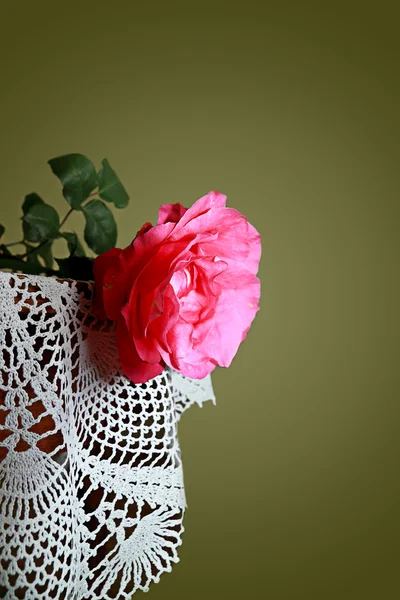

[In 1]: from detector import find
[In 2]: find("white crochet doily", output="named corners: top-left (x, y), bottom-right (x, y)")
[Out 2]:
top-left (0, 271), bottom-right (215, 599)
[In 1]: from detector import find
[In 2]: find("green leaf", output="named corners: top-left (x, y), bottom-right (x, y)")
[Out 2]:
top-left (38, 240), bottom-right (54, 269)
top-left (25, 243), bottom-right (42, 267)
top-left (22, 193), bottom-right (44, 215)
top-left (55, 256), bottom-right (94, 281)
top-left (61, 232), bottom-right (86, 257)
top-left (48, 153), bottom-right (98, 210)
top-left (24, 241), bottom-right (53, 269)
top-left (0, 224), bottom-right (5, 238)
top-left (22, 202), bottom-right (60, 243)
top-left (0, 257), bottom-right (54, 276)
top-left (98, 159), bottom-right (129, 208)
top-left (83, 199), bottom-right (117, 255)
top-left (0, 244), bottom-right (12, 257)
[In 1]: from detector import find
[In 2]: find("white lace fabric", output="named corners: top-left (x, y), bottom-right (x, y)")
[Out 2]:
top-left (0, 271), bottom-right (215, 599)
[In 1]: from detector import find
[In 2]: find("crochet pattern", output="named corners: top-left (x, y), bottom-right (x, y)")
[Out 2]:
top-left (0, 272), bottom-right (215, 599)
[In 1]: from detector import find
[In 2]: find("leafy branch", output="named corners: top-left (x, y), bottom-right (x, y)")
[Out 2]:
top-left (0, 154), bottom-right (129, 281)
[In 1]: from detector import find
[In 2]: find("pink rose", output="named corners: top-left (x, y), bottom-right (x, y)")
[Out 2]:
top-left (93, 191), bottom-right (261, 383)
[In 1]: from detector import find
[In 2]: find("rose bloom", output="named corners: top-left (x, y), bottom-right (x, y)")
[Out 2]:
top-left (93, 191), bottom-right (261, 383)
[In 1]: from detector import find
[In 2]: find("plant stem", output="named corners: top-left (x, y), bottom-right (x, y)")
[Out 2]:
top-left (82, 189), bottom-right (99, 207)
top-left (20, 238), bottom-right (50, 258)
top-left (59, 208), bottom-right (74, 228)
top-left (88, 189), bottom-right (98, 201)
top-left (21, 206), bottom-right (75, 259)
top-left (4, 240), bottom-right (24, 248)
top-left (17, 191), bottom-right (97, 261)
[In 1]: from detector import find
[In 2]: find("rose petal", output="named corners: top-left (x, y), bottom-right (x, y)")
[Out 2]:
top-left (173, 355), bottom-right (217, 379)
top-left (170, 191), bottom-right (227, 237)
top-left (166, 320), bottom-right (194, 362)
top-left (157, 203), bottom-right (187, 225)
top-left (135, 221), bottom-right (153, 238)
top-left (190, 211), bottom-right (261, 275)
top-left (116, 315), bottom-right (164, 383)
top-left (93, 248), bottom-right (125, 320)
top-left (148, 284), bottom-right (180, 354)
top-left (198, 270), bottom-right (260, 367)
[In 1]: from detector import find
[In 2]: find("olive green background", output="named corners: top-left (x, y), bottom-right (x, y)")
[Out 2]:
top-left (1, 2), bottom-right (399, 599)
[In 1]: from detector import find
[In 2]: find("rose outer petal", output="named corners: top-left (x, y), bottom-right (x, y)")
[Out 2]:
top-left (157, 203), bottom-right (187, 225)
top-left (92, 248), bottom-right (124, 320)
top-left (116, 314), bottom-right (164, 383)
top-left (167, 191), bottom-right (226, 238)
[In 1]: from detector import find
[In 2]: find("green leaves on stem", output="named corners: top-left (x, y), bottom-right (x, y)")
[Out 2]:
top-left (83, 200), bottom-right (117, 254)
top-left (0, 257), bottom-right (55, 276)
top-left (61, 232), bottom-right (86, 257)
top-left (48, 154), bottom-right (98, 210)
top-left (22, 194), bottom-right (60, 243)
top-left (25, 240), bottom-right (54, 269)
top-left (48, 153), bottom-right (129, 255)
top-left (0, 153), bottom-right (129, 280)
top-left (98, 159), bottom-right (129, 208)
